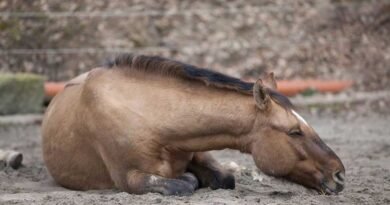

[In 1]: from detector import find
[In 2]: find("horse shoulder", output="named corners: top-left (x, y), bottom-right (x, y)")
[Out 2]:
top-left (78, 68), bottom-right (139, 137)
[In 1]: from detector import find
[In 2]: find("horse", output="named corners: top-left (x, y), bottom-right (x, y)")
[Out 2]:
top-left (41, 54), bottom-right (345, 196)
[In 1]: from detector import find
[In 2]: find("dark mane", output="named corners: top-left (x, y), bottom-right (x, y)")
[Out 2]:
top-left (105, 54), bottom-right (293, 109)
top-left (268, 89), bottom-right (294, 110)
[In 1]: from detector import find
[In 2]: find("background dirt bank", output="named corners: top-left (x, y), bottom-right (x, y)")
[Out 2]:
top-left (0, 112), bottom-right (389, 205)
top-left (2, 0), bottom-right (390, 90)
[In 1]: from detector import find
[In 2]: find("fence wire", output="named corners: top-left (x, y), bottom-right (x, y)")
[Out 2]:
top-left (0, 6), bottom-right (288, 18)
top-left (0, 38), bottom-right (266, 55)
top-left (0, 47), bottom-right (171, 55)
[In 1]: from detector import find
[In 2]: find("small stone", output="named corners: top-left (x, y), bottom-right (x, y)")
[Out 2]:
top-left (154, 198), bottom-right (162, 203)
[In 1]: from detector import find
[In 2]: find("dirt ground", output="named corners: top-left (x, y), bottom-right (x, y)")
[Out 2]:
top-left (0, 112), bottom-right (389, 205)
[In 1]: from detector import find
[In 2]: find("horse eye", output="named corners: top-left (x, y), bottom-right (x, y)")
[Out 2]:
top-left (288, 129), bottom-right (303, 137)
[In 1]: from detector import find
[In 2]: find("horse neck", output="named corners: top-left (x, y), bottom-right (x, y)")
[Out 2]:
top-left (161, 81), bottom-right (257, 153)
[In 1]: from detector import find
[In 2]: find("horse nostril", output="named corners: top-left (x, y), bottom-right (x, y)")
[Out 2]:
top-left (333, 171), bottom-right (345, 185)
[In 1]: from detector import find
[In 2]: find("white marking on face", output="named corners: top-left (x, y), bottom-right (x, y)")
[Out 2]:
top-left (292, 110), bottom-right (308, 126)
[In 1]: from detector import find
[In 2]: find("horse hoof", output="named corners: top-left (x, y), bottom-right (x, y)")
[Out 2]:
top-left (210, 172), bottom-right (235, 190)
top-left (163, 179), bottom-right (195, 196)
top-left (178, 172), bottom-right (199, 190)
top-left (6, 151), bottom-right (23, 169)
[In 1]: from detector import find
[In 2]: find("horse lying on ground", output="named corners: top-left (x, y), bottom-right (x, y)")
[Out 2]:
top-left (42, 54), bottom-right (345, 195)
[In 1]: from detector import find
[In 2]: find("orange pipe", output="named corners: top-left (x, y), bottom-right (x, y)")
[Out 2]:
top-left (276, 80), bottom-right (353, 96)
top-left (44, 80), bottom-right (353, 98)
top-left (45, 82), bottom-right (66, 98)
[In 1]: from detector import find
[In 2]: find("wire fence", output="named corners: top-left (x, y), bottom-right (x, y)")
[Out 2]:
top-left (0, 38), bottom-right (267, 55)
top-left (0, 47), bottom-right (171, 55)
top-left (0, 4), bottom-right (271, 80)
top-left (0, 6), bottom-right (289, 18)
top-left (1, 0), bottom-right (355, 18)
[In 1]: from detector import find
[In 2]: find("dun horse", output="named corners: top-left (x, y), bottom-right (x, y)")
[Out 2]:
top-left (42, 54), bottom-right (345, 195)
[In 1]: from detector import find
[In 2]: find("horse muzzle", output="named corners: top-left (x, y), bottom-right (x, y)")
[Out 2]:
top-left (319, 170), bottom-right (345, 195)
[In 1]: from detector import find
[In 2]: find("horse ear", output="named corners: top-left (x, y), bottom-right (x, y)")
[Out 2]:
top-left (253, 79), bottom-right (270, 110)
top-left (262, 72), bottom-right (277, 90)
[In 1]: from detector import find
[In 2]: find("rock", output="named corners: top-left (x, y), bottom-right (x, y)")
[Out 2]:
top-left (0, 149), bottom-right (23, 169)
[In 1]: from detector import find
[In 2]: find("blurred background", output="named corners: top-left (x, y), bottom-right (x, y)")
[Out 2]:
top-left (1, 0), bottom-right (389, 89)
top-left (0, 1), bottom-right (389, 204)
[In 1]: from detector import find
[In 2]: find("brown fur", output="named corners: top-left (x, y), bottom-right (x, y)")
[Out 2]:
top-left (42, 54), bottom-right (345, 195)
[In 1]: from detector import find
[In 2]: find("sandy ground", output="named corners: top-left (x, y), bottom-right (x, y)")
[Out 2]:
top-left (0, 112), bottom-right (389, 205)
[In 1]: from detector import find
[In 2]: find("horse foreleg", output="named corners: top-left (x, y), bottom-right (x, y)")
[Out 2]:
top-left (187, 152), bottom-right (235, 190)
top-left (126, 170), bottom-right (198, 195)
top-left (96, 143), bottom-right (198, 195)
